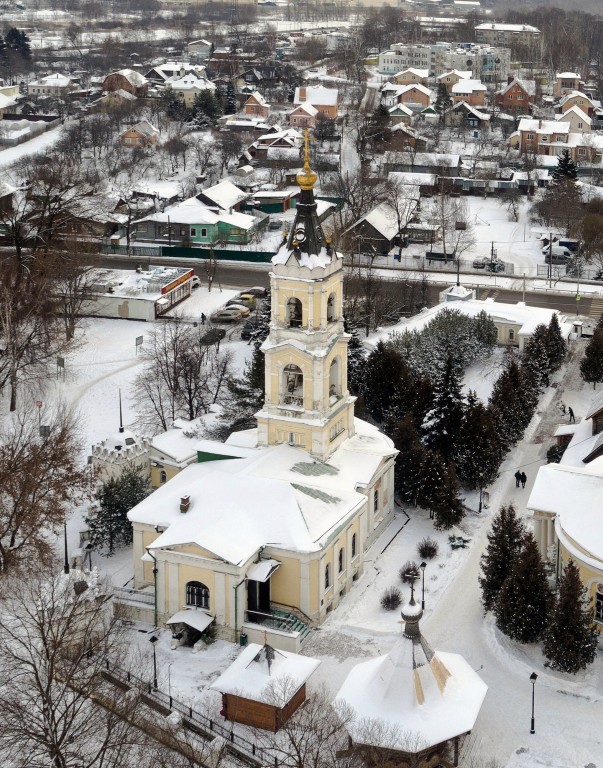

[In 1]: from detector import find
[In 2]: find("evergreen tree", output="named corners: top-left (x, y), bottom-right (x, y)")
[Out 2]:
top-left (580, 326), bottom-right (603, 388)
top-left (522, 324), bottom-right (552, 390)
top-left (430, 462), bottom-right (465, 530)
top-left (455, 391), bottom-right (502, 490)
top-left (250, 290), bottom-right (271, 343)
top-left (362, 341), bottom-right (409, 423)
top-left (390, 413), bottom-right (429, 505)
top-left (5, 28), bottom-right (31, 58)
top-left (416, 449), bottom-right (448, 519)
top-left (346, 324), bottom-right (366, 397)
top-left (489, 358), bottom-right (538, 448)
top-left (546, 313), bottom-right (567, 372)
top-left (365, 104), bottom-right (391, 149)
top-left (422, 354), bottom-right (464, 463)
top-left (551, 148), bottom-right (578, 183)
top-left (211, 342), bottom-right (265, 439)
top-left (495, 533), bottom-right (552, 643)
top-left (191, 90), bottom-right (223, 125)
top-left (434, 82), bottom-right (452, 118)
top-left (479, 504), bottom-right (526, 613)
top-left (543, 560), bottom-right (599, 673)
top-left (86, 465), bottom-right (149, 555)
top-left (225, 80), bottom-right (237, 115)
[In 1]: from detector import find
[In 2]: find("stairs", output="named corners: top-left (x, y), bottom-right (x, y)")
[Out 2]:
top-left (589, 297), bottom-right (603, 323)
top-left (270, 608), bottom-right (313, 643)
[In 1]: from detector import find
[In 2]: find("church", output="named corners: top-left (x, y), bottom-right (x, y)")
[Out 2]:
top-left (127, 138), bottom-right (397, 650)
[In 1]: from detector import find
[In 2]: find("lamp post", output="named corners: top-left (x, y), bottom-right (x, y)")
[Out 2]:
top-left (478, 472), bottom-right (484, 514)
top-left (530, 672), bottom-right (537, 734)
top-left (420, 561), bottom-right (427, 610)
top-left (149, 635), bottom-right (158, 690)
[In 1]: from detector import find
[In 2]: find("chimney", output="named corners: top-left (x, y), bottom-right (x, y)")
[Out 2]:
top-left (180, 495), bottom-right (191, 513)
top-left (538, 119), bottom-right (542, 129)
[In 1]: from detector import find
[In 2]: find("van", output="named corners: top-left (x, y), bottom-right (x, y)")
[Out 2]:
top-left (542, 246), bottom-right (571, 261)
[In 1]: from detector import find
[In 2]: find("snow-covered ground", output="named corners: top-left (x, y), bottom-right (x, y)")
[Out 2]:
top-left (22, 295), bottom-right (600, 767)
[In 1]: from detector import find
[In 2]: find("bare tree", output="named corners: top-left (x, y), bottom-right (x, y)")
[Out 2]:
top-left (0, 406), bottom-right (95, 573)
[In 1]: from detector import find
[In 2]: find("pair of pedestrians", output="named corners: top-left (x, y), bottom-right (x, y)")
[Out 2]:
top-left (514, 470), bottom-right (527, 489)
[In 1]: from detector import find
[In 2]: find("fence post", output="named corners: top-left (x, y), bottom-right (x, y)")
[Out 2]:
top-left (189, 706), bottom-right (193, 718)
top-left (252, 745), bottom-right (256, 756)
top-left (230, 731), bottom-right (234, 743)
top-left (148, 683), bottom-right (152, 694)
top-left (170, 695), bottom-right (172, 709)
top-left (209, 719), bottom-right (213, 731)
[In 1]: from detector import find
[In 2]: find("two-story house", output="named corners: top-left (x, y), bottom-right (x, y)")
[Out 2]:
top-left (451, 79), bottom-right (487, 108)
top-left (102, 69), bottom-right (148, 97)
top-left (244, 91), bottom-right (270, 118)
top-left (553, 72), bottom-right (583, 99)
top-left (29, 73), bottom-right (77, 99)
top-left (495, 78), bottom-right (536, 115)
top-left (293, 85), bottom-right (339, 120)
top-left (559, 91), bottom-right (595, 117)
top-left (119, 121), bottom-right (159, 148)
top-left (436, 70), bottom-right (472, 90)
top-left (166, 74), bottom-right (216, 107)
top-left (393, 68), bottom-right (429, 87)
top-left (288, 102), bottom-right (318, 129)
top-left (516, 118), bottom-right (570, 155)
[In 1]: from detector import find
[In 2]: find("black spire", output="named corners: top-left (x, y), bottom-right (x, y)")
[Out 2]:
top-left (286, 129), bottom-right (331, 260)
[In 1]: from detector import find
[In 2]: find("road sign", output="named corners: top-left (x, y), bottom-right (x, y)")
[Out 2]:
top-left (576, 294), bottom-right (581, 301)
top-left (36, 400), bottom-right (42, 408)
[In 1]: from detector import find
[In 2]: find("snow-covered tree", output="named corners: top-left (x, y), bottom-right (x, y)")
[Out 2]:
top-left (551, 148), bottom-right (578, 183)
top-left (546, 313), bottom-right (567, 372)
top-left (543, 559), bottom-right (599, 674)
top-left (210, 342), bottom-right (265, 440)
top-left (494, 533), bottom-right (551, 643)
top-left (456, 391), bottom-right (502, 490)
top-left (479, 504), bottom-right (526, 613)
top-left (430, 462), bottom-right (465, 530)
top-left (422, 354), bottom-right (464, 464)
top-left (86, 465), bottom-right (150, 555)
top-left (580, 326), bottom-right (603, 388)
top-left (390, 413), bottom-right (429, 505)
top-left (489, 358), bottom-right (538, 448)
top-left (346, 324), bottom-right (366, 397)
top-left (522, 324), bottom-right (552, 390)
top-left (362, 342), bottom-right (409, 424)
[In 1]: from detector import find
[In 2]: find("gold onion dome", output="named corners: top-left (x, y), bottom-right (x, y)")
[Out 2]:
top-left (296, 129), bottom-right (317, 190)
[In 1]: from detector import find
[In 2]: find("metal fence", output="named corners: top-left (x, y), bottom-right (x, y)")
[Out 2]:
top-left (104, 661), bottom-right (275, 765)
top-left (113, 587), bottom-right (154, 606)
top-left (536, 263), bottom-right (603, 282)
top-left (349, 253), bottom-right (515, 276)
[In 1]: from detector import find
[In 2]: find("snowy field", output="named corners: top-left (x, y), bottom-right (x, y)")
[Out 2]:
top-left (12, 289), bottom-right (598, 768)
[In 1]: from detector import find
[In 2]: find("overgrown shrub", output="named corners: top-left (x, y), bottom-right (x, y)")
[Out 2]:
top-left (399, 561), bottom-right (419, 583)
top-left (417, 537), bottom-right (439, 560)
top-left (546, 444), bottom-right (564, 464)
top-left (380, 587), bottom-right (402, 611)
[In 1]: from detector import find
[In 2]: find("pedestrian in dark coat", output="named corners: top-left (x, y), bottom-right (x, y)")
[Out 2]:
top-left (201, 312), bottom-right (206, 325)
top-left (520, 471), bottom-right (527, 488)
top-left (568, 406), bottom-right (575, 423)
top-left (515, 470), bottom-right (521, 488)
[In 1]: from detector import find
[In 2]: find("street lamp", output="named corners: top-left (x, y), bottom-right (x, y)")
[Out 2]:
top-left (478, 472), bottom-right (484, 514)
top-left (530, 672), bottom-right (538, 734)
top-left (149, 635), bottom-right (159, 690)
top-left (420, 561), bottom-right (427, 610)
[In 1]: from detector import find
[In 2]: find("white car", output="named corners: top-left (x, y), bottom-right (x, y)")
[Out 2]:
top-left (210, 308), bottom-right (246, 323)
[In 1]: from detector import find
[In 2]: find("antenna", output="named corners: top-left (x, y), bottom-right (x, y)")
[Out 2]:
top-left (119, 388), bottom-right (124, 434)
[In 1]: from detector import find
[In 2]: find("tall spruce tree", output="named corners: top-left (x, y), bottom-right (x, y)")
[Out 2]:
top-left (489, 358), bottom-right (538, 448)
top-left (522, 324), bottom-right (552, 390)
top-left (543, 560), bottom-right (599, 673)
top-left (422, 354), bottom-right (464, 463)
top-left (546, 313), bottom-right (567, 372)
top-left (494, 533), bottom-right (552, 643)
top-left (346, 324), bottom-right (366, 397)
top-left (390, 413), bottom-right (429, 505)
top-left (416, 449), bottom-right (448, 519)
top-left (211, 342), bottom-right (265, 438)
top-left (430, 462), bottom-right (465, 530)
top-left (479, 504), bottom-right (526, 613)
top-left (434, 82), bottom-right (452, 118)
top-left (86, 465), bottom-right (149, 555)
top-left (580, 326), bottom-right (603, 388)
top-left (362, 342), bottom-right (409, 423)
top-left (551, 148), bottom-right (578, 183)
top-left (455, 391), bottom-right (502, 490)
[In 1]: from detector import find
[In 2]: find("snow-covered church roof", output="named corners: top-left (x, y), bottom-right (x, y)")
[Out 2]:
top-left (334, 595), bottom-right (487, 752)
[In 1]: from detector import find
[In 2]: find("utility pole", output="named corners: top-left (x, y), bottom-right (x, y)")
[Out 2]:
top-left (548, 231), bottom-right (553, 288)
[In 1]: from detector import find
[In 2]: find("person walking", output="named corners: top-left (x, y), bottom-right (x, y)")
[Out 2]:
top-left (201, 312), bottom-right (206, 325)
top-left (515, 470), bottom-right (521, 488)
top-left (560, 401), bottom-right (566, 415)
top-left (568, 406), bottom-right (575, 423)
top-left (520, 471), bottom-right (527, 489)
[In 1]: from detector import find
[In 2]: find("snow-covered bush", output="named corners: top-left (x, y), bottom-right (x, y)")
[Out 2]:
top-left (417, 537), bottom-right (438, 560)
top-left (380, 587), bottom-right (402, 611)
top-left (399, 561), bottom-right (419, 583)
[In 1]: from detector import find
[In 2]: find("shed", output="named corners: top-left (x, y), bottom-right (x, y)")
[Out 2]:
top-left (210, 642), bottom-right (320, 731)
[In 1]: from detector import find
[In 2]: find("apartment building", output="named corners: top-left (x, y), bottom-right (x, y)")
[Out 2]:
top-left (379, 42), bottom-right (510, 82)
top-left (475, 23), bottom-right (540, 47)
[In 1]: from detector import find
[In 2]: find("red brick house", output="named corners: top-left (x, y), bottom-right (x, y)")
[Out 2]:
top-left (244, 91), bottom-right (270, 118)
top-left (495, 78), bottom-right (536, 115)
top-left (102, 69), bottom-right (149, 97)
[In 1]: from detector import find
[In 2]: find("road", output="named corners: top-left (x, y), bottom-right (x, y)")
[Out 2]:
top-left (99, 255), bottom-right (597, 318)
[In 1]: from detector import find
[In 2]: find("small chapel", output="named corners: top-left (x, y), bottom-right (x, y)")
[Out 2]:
top-left (127, 137), bottom-right (397, 650)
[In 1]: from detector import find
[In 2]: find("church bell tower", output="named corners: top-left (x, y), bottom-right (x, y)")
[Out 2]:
top-left (255, 131), bottom-right (355, 461)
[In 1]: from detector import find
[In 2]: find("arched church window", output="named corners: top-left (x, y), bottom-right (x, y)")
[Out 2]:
top-left (282, 364), bottom-right (303, 407)
top-left (287, 297), bottom-right (303, 328)
top-left (327, 292), bottom-right (337, 322)
top-left (329, 358), bottom-right (341, 400)
top-left (185, 581), bottom-right (210, 609)
top-left (325, 563), bottom-right (331, 590)
top-left (159, 470), bottom-right (167, 484)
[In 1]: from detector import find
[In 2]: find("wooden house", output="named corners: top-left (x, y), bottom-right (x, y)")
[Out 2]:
top-left (244, 91), bottom-right (270, 118)
top-left (102, 69), bottom-right (148, 97)
top-left (119, 121), bottom-right (159, 148)
top-left (210, 642), bottom-right (320, 731)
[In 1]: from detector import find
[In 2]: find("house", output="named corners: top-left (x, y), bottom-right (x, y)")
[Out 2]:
top-left (495, 78), bottom-right (536, 115)
top-left (150, 418), bottom-right (204, 489)
top-left (293, 85), bottom-right (339, 119)
top-left (210, 642), bottom-right (320, 730)
top-left (133, 197), bottom-right (262, 246)
top-left (388, 103), bottom-right (413, 125)
top-left (393, 67), bottom-right (429, 86)
top-left (390, 83), bottom-right (431, 111)
top-left (29, 73), bottom-right (77, 98)
top-left (166, 74), bottom-right (216, 107)
top-left (288, 102), bottom-right (318, 129)
top-left (516, 118), bottom-right (570, 156)
top-left (394, 152), bottom-right (462, 177)
top-left (0, 92), bottom-right (18, 118)
top-left (196, 180), bottom-right (249, 212)
top-left (335, 595), bottom-right (487, 768)
top-left (244, 91), bottom-right (270, 118)
top-left (444, 101), bottom-right (491, 130)
top-left (388, 123), bottom-right (430, 152)
top-left (119, 121), bottom-right (159, 148)
top-left (559, 91), bottom-right (595, 117)
top-left (125, 150), bottom-right (397, 650)
top-left (475, 22), bottom-right (540, 47)
top-left (187, 39), bottom-right (212, 61)
top-left (98, 89), bottom-right (137, 109)
top-left (553, 72), bottom-right (583, 99)
top-left (102, 69), bottom-right (148, 97)
top-left (145, 61), bottom-right (206, 85)
top-left (344, 201), bottom-right (408, 254)
top-left (0, 181), bottom-right (15, 217)
top-left (558, 106), bottom-right (591, 134)
top-left (437, 70), bottom-right (472, 89)
top-left (451, 79), bottom-right (487, 107)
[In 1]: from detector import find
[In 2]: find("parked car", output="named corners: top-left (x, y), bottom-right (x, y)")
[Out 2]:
top-left (191, 275), bottom-right (201, 289)
top-left (225, 301), bottom-right (251, 316)
top-left (210, 308), bottom-right (246, 323)
top-left (542, 245), bottom-right (571, 260)
top-left (473, 257), bottom-right (504, 272)
top-left (243, 286), bottom-right (267, 298)
top-left (241, 321), bottom-right (257, 340)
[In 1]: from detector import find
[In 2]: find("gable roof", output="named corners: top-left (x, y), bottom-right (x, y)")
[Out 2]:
top-left (198, 180), bottom-right (248, 210)
top-left (559, 90), bottom-right (593, 108)
top-left (291, 101), bottom-right (319, 117)
top-left (113, 69), bottom-right (148, 87)
top-left (437, 70), bottom-right (471, 81)
top-left (558, 105), bottom-right (592, 124)
top-left (497, 78), bottom-right (536, 97)
top-left (246, 90), bottom-right (268, 107)
top-left (123, 121), bottom-right (159, 138)
top-left (293, 84), bottom-right (338, 106)
top-left (452, 79), bottom-right (486, 94)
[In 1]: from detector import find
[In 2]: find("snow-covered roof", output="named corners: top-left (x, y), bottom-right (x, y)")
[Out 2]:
top-left (293, 84), bottom-right (338, 106)
top-left (136, 197), bottom-right (256, 230)
top-left (497, 78), bottom-right (536, 97)
top-left (395, 68), bottom-right (429, 79)
top-left (0, 92), bottom-right (17, 109)
top-left (437, 70), bottom-right (471, 81)
top-left (335, 602), bottom-right (487, 751)
top-left (131, 181), bottom-right (181, 200)
top-left (349, 201), bottom-right (401, 241)
top-left (388, 171), bottom-right (437, 186)
top-left (476, 22), bottom-right (539, 32)
top-left (559, 91), bottom-right (592, 108)
top-left (388, 103), bottom-right (413, 116)
top-left (558, 106), bottom-right (592, 125)
top-left (151, 418), bottom-right (203, 465)
top-left (113, 69), bottom-right (148, 87)
top-left (210, 643), bottom-right (320, 701)
top-left (412, 152), bottom-right (460, 167)
top-left (556, 72), bottom-right (581, 80)
top-left (291, 101), bottom-right (319, 117)
top-left (31, 73), bottom-right (73, 87)
top-left (198, 180), bottom-right (248, 210)
top-left (123, 121), bottom-right (159, 138)
top-left (167, 73), bottom-right (216, 91)
top-left (397, 83), bottom-right (431, 97)
top-left (451, 79), bottom-right (486, 94)
top-left (246, 90), bottom-right (268, 107)
top-left (518, 118), bottom-right (570, 135)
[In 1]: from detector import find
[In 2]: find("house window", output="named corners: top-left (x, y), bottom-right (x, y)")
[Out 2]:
top-left (527, 133), bottom-right (535, 140)
top-left (578, 122), bottom-right (583, 129)
top-left (579, 148), bottom-right (586, 156)
top-left (517, 94), bottom-right (523, 100)
top-left (185, 581), bottom-right (210, 609)
top-left (287, 297), bottom-right (303, 328)
top-left (351, 533), bottom-right (357, 558)
top-left (338, 547), bottom-right (344, 573)
top-left (180, 227), bottom-right (186, 236)
top-left (325, 563), bottom-right (331, 590)
top-left (125, 137), bottom-right (132, 144)
top-left (137, 223), bottom-right (147, 233)
top-left (159, 470), bottom-right (167, 484)
top-left (374, 489), bottom-right (379, 513)
top-left (596, 586), bottom-right (603, 623)
top-left (508, 329), bottom-right (515, 342)
top-left (190, 228), bottom-right (196, 237)
top-left (201, 228), bottom-right (207, 237)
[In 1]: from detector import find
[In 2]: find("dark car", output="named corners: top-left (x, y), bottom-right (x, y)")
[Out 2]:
top-left (241, 321), bottom-right (257, 340)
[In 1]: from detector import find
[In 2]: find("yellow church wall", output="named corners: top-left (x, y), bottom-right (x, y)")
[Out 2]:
top-left (150, 463), bottom-right (181, 489)
top-left (176, 563), bottom-right (217, 611)
top-left (140, 526), bottom-right (160, 583)
top-left (269, 556), bottom-right (301, 607)
top-left (274, 271), bottom-right (343, 329)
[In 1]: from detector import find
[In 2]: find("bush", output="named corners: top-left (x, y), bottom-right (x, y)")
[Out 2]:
top-left (399, 560), bottom-right (419, 583)
top-left (546, 444), bottom-right (564, 464)
top-left (381, 587), bottom-right (402, 611)
top-left (417, 537), bottom-right (439, 560)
